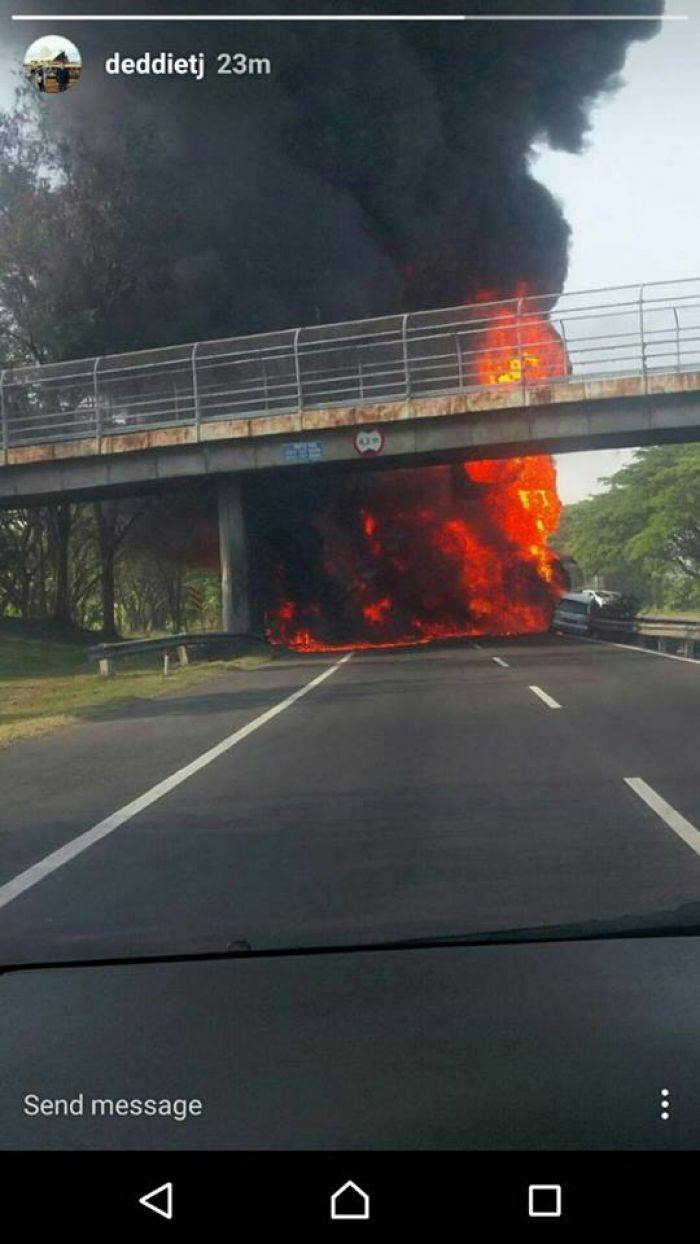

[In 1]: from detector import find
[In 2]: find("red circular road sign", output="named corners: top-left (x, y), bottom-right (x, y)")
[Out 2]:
top-left (353, 427), bottom-right (385, 456)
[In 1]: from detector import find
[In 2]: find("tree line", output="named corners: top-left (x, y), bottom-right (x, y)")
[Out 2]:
top-left (0, 88), bottom-right (225, 638)
top-left (554, 445), bottom-right (700, 613)
top-left (0, 497), bottom-right (221, 639)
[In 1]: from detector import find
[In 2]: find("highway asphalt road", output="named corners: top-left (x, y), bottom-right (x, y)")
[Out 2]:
top-left (0, 633), bottom-right (698, 964)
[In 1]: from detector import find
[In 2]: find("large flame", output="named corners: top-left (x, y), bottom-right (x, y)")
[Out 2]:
top-left (266, 288), bottom-right (568, 652)
top-left (472, 281), bottom-right (567, 388)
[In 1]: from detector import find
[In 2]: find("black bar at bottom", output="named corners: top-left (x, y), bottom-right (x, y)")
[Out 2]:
top-left (1, 1151), bottom-right (695, 1235)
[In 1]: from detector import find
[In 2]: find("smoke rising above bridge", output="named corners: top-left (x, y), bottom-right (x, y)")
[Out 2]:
top-left (0, 1), bottom-right (665, 643)
top-left (6, 0), bottom-right (662, 342)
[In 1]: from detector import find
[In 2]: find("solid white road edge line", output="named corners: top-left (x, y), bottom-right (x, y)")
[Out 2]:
top-left (585, 636), bottom-right (698, 665)
top-left (492, 657), bottom-right (509, 668)
top-left (528, 685), bottom-right (562, 709)
top-left (624, 776), bottom-right (700, 857)
top-left (0, 651), bottom-right (354, 913)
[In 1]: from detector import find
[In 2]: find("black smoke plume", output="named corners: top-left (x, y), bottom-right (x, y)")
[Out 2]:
top-left (3, 0), bottom-right (663, 343)
top-left (1, 1), bottom-right (664, 641)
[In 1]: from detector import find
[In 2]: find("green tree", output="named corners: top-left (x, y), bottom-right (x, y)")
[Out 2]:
top-left (0, 90), bottom-right (183, 633)
top-left (555, 446), bottom-right (700, 610)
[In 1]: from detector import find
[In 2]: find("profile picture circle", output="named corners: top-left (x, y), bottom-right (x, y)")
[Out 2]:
top-left (23, 34), bottom-right (82, 94)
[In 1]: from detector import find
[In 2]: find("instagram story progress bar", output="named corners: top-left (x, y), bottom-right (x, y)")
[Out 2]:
top-left (10, 14), bottom-right (691, 23)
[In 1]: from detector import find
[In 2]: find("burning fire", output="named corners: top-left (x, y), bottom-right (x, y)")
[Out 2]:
top-left (473, 284), bottom-right (567, 388)
top-left (266, 287), bottom-right (568, 652)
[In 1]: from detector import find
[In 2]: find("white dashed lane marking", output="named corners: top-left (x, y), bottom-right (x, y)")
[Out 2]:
top-left (528, 685), bottom-right (562, 709)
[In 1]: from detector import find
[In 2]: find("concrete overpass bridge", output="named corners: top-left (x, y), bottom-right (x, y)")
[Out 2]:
top-left (2, 278), bottom-right (699, 628)
top-left (2, 277), bottom-right (700, 499)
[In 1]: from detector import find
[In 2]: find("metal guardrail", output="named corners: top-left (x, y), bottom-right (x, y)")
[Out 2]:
top-left (86, 619), bottom-right (699, 674)
top-left (87, 631), bottom-right (246, 676)
top-left (2, 277), bottom-right (700, 457)
top-left (594, 615), bottom-right (700, 658)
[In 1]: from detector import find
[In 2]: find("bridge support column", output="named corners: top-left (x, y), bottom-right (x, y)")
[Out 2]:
top-left (218, 477), bottom-right (251, 634)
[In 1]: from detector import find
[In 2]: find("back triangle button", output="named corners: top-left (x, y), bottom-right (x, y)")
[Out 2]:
top-left (139, 1181), bottom-right (173, 1220)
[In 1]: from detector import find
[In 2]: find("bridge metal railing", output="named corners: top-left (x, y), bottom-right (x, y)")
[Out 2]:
top-left (2, 277), bottom-right (700, 458)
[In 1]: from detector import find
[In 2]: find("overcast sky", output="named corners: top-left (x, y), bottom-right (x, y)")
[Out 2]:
top-left (534, 0), bottom-right (698, 502)
top-left (0, 6), bottom-right (696, 504)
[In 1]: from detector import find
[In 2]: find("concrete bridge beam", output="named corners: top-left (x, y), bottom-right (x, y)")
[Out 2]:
top-left (2, 375), bottom-right (700, 508)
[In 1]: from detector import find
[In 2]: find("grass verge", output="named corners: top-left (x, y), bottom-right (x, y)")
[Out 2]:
top-left (0, 634), bottom-right (275, 749)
